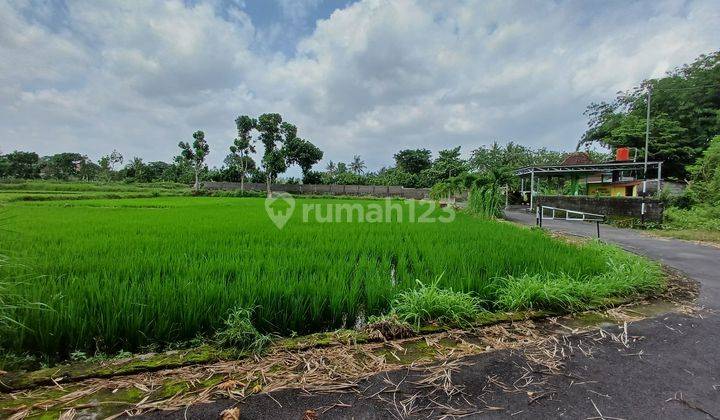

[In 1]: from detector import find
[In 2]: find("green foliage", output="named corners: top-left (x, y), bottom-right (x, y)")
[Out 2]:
top-left (579, 50), bottom-right (720, 179)
top-left (349, 155), bottom-right (366, 174)
top-left (3, 151), bottom-right (40, 179)
top-left (0, 196), bottom-right (623, 358)
top-left (664, 206), bottom-right (720, 231)
top-left (214, 307), bottom-right (271, 353)
top-left (467, 185), bottom-right (504, 219)
top-left (285, 137), bottom-right (323, 177)
top-left (394, 149), bottom-right (432, 175)
top-left (0, 193), bottom-right (665, 361)
top-left (42, 153), bottom-right (88, 180)
top-left (494, 243), bottom-right (663, 312)
top-left (685, 135), bottom-right (720, 206)
top-left (227, 115), bottom-right (257, 190)
top-left (662, 136), bottom-right (720, 232)
top-left (391, 276), bottom-right (482, 328)
top-left (178, 130), bottom-right (210, 190)
top-left (254, 113), bottom-right (324, 191)
top-left (469, 141), bottom-right (566, 173)
top-left (428, 146), bottom-right (468, 182)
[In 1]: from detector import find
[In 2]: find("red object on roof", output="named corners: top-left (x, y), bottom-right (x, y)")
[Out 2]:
top-left (561, 152), bottom-right (593, 166)
top-left (616, 147), bottom-right (630, 161)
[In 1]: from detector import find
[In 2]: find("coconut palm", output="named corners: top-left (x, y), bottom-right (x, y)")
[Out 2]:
top-left (325, 160), bottom-right (337, 175)
top-left (349, 155), bottom-right (366, 174)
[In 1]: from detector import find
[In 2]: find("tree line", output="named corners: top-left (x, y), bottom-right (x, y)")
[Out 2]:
top-left (3, 50), bottom-right (716, 190)
top-left (0, 138), bottom-right (586, 191)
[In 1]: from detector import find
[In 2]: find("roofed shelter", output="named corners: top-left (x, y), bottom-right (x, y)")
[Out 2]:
top-left (515, 149), bottom-right (663, 211)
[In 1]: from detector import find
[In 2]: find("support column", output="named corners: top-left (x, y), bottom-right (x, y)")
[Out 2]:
top-left (529, 170), bottom-right (535, 210)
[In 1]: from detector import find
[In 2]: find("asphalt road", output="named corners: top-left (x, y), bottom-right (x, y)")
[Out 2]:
top-left (148, 209), bottom-right (720, 419)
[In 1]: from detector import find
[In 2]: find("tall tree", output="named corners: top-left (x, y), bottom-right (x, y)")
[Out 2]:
top-left (42, 153), bottom-right (85, 180)
top-left (229, 115), bottom-right (257, 192)
top-left (394, 149), bottom-right (432, 174)
top-left (349, 155), bottom-right (366, 174)
top-left (178, 130), bottom-right (210, 190)
top-left (98, 155), bottom-right (111, 181)
top-left (4, 151), bottom-right (39, 179)
top-left (325, 160), bottom-right (337, 175)
top-left (578, 50), bottom-right (720, 179)
top-left (256, 113), bottom-right (285, 196)
top-left (109, 150), bottom-right (123, 171)
top-left (285, 137), bottom-right (323, 181)
top-left (430, 146), bottom-right (467, 181)
top-left (128, 157), bottom-right (145, 181)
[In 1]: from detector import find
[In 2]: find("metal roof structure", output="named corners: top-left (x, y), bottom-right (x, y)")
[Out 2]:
top-left (514, 161), bottom-right (663, 176)
top-left (515, 160), bottom-right (664, 211)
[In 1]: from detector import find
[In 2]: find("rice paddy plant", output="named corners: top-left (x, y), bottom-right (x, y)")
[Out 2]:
top-left (0, 196), bottom-right (661, 359)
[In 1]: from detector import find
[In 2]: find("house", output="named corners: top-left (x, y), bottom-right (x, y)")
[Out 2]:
top-left (585, 148), bottom-right (644, 197)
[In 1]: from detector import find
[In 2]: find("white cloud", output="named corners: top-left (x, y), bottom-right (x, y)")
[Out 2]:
top-left (0, 0), bottom-right (718, 172)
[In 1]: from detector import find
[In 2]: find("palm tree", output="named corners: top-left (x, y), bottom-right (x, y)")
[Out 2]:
top-left (325, 160), bottom-right (337, 175)
top-left (130, 157), bottom-right (144, 180)
top-left (349, 155), bottom-right (366, 174)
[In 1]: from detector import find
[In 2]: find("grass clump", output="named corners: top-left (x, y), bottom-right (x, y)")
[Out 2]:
top-left (391, 276), bottom-right (483, 328)
top-left (214, 307), bottom-right (271, 353)
top-left (494, 243), bottom-right (664, 312)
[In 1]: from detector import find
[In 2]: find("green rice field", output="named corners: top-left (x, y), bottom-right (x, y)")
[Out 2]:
top-left (0, 191), bottom-right (662, 359)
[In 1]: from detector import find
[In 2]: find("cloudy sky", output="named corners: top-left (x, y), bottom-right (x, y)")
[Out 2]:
top-left (2, 0), bottom-right (718, 173)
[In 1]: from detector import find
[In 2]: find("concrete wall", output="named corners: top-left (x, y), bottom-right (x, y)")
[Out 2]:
top-left (203, 181), bottom-right (431, 199)
top-left (536, 195), bottom-right (664, 222)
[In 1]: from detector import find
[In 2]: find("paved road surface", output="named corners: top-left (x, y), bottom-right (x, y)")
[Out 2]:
top-left (147, 209), bottom-right (720, 419)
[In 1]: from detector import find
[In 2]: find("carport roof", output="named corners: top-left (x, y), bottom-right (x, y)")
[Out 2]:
top-left (514, 161), bottom-right (662, 176)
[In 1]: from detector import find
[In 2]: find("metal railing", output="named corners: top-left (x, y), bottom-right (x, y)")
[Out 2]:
top-left (535, 205), bottom-right (606, 238)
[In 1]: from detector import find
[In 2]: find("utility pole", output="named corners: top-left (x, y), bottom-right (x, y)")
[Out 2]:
top-left (641, 84), bottom-right (652, 222)
top-left (643, 85), bottom-right (652, 177)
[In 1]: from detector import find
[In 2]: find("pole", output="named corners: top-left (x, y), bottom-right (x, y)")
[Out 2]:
top-left (644, 86), bottom-right (652, 176)
top-left (657, 162), bottom-right (662, 195)
top-left (640, 86), bottom-right (651, 223)
top-left (529, 170), bottom-right (535, 211)
top-left (596, 221), bottom-right (600, 239)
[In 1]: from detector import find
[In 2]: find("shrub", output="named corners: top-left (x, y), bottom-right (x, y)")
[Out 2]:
top-left (664, 205), bottom-right (720, 231)
top-left (467, 185), bottom-right (503, 219)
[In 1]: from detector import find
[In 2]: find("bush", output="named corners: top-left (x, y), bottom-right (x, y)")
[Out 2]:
top-left (391, 276), bottom-right (483, 328)
top-left (467, 185), bottom-right (503, 219)
top-left (214, 308), bottom-right (270, 353)
top-left (664, 205), bottom-right (720, 231)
